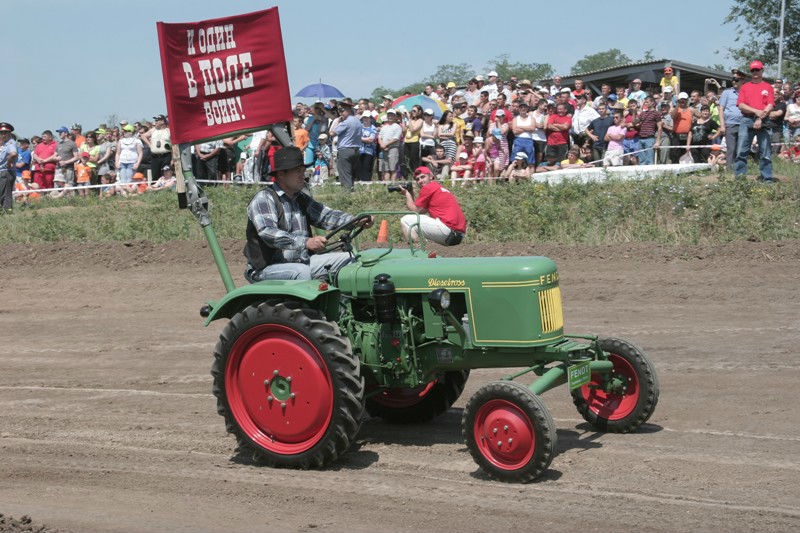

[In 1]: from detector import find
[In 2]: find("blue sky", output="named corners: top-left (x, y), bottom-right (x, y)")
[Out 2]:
top-left (5, 0), bottom-right (740, 137)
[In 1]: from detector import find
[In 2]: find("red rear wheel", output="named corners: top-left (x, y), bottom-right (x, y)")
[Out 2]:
top-left (212, 302), bottom-right (364, 468)
top-left (366, 370), bottom-right (469, 424)
top-left (225, 323), bottom-right (333, 454)
top-left (572, 337), bottom-right (659, 433)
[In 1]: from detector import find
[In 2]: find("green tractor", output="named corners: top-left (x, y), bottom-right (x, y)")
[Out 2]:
top-left (178, 143), bottom-right (659, 483)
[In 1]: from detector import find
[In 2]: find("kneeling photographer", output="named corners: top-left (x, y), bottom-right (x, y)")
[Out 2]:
top-left (392, 166), bottom-right (467, 246)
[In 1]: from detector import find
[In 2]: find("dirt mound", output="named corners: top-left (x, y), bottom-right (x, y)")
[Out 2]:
top-left (0, 514), bottom-right (60, 533)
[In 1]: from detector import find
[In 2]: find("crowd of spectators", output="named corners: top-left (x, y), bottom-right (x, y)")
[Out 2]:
top-left (3, 64), bottom-right (799, 209)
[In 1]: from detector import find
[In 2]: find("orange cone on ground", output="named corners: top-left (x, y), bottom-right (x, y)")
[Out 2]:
top-left (376, 219), bottom-right (389, 243)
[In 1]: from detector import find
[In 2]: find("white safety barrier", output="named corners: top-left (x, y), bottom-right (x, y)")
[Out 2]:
top-left (13, 140), bottom-right (790, 197)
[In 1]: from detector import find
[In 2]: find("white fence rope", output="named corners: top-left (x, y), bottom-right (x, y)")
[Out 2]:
top-left (12, 141), bottom-right (791, 197)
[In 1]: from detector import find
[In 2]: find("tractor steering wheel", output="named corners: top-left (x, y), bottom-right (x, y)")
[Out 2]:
top-left (321, 214), bottom-right (373, 254)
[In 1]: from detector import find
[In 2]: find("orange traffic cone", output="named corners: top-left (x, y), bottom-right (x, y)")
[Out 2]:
top-left (376, 219), bottom-right (389, 244)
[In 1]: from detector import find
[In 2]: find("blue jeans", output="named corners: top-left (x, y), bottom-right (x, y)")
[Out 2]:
top-left (511, 137), bottom-right (535, 164)
top-left (734, 117), bottom-right (772, 180)
top-left (118, 163), bottom-right (135, 183)
top-left (246, 251), bottom-right (353, 282)
top-left (638, 137), bottom-right (656, 165)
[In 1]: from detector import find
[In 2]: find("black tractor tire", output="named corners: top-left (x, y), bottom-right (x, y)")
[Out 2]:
top-left (571, 337), bottom-right (659, 433)
top-left (463, 381), bottom-right (557, 483)
top-left (211, 301), bottom-right (364, 468)
top-left (366, 370), bottom-right (470, 424)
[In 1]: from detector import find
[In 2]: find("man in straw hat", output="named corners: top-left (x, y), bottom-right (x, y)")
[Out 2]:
top-left (243, 145), bottom-right (373, 282)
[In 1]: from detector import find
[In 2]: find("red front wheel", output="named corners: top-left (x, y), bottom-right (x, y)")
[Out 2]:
top-left (463, 381), bottom-right (556, 483)
top-left (572, 337), bottom-right (659, 433)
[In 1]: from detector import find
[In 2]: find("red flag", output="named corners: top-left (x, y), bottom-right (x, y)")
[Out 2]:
top-left (157, 7), bottom-right (292, 144)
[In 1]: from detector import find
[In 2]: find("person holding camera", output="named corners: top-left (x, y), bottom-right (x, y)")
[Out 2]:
top-left (395, 166), bottom-right (467, 246)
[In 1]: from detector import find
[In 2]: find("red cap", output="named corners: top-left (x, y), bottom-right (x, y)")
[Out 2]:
top-left (80, 151), bottom-right (90, 158)
top-left (749, 60), bottom-right (764, 71)
top-left (414, 166), bottom-right (431, 175)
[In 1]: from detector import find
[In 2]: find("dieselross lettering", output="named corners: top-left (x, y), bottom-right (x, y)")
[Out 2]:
top-left (427, 278), bottom-right (466, 287)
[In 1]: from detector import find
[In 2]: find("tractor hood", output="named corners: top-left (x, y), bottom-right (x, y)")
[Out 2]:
top-left (338, 248), bottom-right (564, 346)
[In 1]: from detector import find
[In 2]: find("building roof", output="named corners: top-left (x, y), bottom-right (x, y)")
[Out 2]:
top-left (548, 59), bottom-right (737, 95)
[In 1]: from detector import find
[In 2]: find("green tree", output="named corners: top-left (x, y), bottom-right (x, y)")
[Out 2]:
top-left (571, 49), bottom-right (632, 75)
top-left (724, 0), bottom-right (800, 80)
top-left (370, 86), bottom-right (396, 102)
top-left (425, 63), bottom-right (475, 86)
top-left (485, 54), bottom-right (554, 83)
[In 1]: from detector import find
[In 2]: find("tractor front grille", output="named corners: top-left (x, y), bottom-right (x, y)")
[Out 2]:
top-left (538, 286), bottom-right (563, 334)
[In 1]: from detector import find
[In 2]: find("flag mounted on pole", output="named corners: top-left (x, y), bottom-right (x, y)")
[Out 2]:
top-left (156, 7), bottom-right (292, 144)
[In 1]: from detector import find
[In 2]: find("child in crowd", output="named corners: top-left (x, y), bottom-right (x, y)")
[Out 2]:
top-left (74, 151), bottom-right (92, 197)
top-left (707, 144), bottom-right (726, 169)
top-left (422, 144), bottom-right (452, 181)
top-left (14, 170), bottom-right (41, 205)
top-left (100, 170), bottom-right (116, 198)
top-left (114, 171), bottom-right (146, 196)
top-left (450, 151), bottom-right (473, 185)
top-left (502, 152), bottom-right (532, 183)
top-left (536, 151), bottom-right (562, 172)
top-left (471, 137), bottom-right (486, 180)
top-left (148, 165), bottom-right (177, 191)
top-left (560, 147), bottom-right (592, 169)
top-left (310, 133), bottom-right (330, 187)
top-left (603, 112), bottom-right (627, 166)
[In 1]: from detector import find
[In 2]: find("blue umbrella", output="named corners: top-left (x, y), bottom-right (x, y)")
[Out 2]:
top-left (295, 82), bottom-right (345, 99)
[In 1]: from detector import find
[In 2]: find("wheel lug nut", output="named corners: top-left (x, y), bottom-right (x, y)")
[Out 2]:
top-left (503, 425), bottom-right (509, 431)
top-left (273, 369), bottom-right (279, 375)
top-left (286, 376), bottom-right (292, 382)
top-left (290, 393), bottom-right (296, 399)
top-left (508, 438), bottom-right (513, 444)
top-left (280, 402), bottom-right (286, 408)
top-left (263, 379), bottom-right (270, 386)
top-left (493, 428), bottom-right (498, 434)
top-left (267, 395), bottom-right (273, 402)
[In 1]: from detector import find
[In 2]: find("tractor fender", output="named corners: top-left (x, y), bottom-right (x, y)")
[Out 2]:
top-left (202, 280), bottom-right (340, 325)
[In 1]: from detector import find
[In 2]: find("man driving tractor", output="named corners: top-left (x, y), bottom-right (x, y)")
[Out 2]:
top-left (244, 145), bottom-right (373, 282)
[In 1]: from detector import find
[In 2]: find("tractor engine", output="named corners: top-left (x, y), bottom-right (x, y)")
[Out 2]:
top-left (335, 251), bottom-right (564, 390)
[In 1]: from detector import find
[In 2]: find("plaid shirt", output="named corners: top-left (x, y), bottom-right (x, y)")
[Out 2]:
top-left (247, 184), bottom-right (354, 265)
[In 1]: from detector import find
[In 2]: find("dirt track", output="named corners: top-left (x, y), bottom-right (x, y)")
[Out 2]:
top-left (1, 240), bottom-right (799, 532)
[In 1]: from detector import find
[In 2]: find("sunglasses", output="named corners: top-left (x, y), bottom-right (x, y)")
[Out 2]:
top-left (750, 68), bottom-right (763, 72)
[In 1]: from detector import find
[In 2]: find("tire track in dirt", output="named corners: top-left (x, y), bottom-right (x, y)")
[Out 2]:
top-left (3, 436), bottom-right (799, 521)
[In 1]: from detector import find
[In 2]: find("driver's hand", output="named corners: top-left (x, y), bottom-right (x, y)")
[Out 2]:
top-left (306, 236), bottom-right (328, 252)
top-left (357, 216), bottom-right (374, 229)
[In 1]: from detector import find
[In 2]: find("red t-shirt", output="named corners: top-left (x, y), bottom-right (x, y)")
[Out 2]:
top-left (546, 114), bottom-right (572, 146)
top-left (33, 141), bottom-right (58, 171)
top-left (737, 81), bottom-right (774, 111)
top-left (414, 181), bottom-right (467, 233)
top-left (624, 115), bottom-right (639, 139)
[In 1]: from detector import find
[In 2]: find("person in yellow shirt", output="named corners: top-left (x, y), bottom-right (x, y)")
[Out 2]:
top-left (560, 147), bottom-right (591, 168)
top-left (660, 66), bottom-right (679, 94)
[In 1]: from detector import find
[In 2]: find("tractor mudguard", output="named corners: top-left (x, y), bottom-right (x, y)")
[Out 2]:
top-left (202, 279), bottom-right (340, 325)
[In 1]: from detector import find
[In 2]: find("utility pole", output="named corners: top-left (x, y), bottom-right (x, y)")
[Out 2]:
top-left (778, 0), bottom-right (786, 79)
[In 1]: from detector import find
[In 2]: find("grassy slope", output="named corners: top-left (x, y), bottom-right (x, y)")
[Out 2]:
top-left (2, 165), bottom-right (799, 246)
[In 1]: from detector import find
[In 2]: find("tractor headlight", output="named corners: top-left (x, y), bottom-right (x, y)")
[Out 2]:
top-left (428, 289), bottom-right (451, 312)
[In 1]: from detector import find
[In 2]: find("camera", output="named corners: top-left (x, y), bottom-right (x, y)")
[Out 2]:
top-left (387, 181), bottom-right (413, 193)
